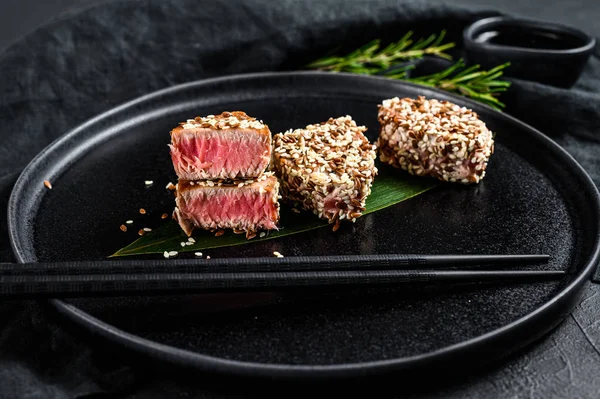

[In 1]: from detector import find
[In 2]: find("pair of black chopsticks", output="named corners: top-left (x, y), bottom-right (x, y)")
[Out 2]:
top-left (0, 254), bottom-right (562, 299)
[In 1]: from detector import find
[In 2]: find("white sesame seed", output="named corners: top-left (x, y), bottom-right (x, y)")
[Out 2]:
top-left (259, 232), bottom-right (266, 238)
top-left (145, 180), bottom-right (153, 186)
top-left (206, 256), bottom-right (211, 259)
top-left (163, 251), bottom-right (170, 258)
top-left (168, 251), bottom-right (178, 257)
top-left (194, 252), bottom-right (203, 257)
top-left (180, 242), bottom-right (186, 247)
top-left (188, 237), bottom-right (196, 243)
top-left (143, 227), bottom-right (152, 232)
top-left (125, 220), bottom-right (133, 224)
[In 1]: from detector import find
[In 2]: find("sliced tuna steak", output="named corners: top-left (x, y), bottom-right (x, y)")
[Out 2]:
top-left (173, 172), bottom-right (280, 238)
top-left (169, 111), bottom-right (272, 180)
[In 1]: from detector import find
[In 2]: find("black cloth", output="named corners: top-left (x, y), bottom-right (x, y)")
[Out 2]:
top-left (1, 0), bottom-right (600, 397)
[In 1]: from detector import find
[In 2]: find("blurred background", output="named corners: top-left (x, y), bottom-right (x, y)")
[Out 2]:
top-left (0, 0), bottom-right (598, 52)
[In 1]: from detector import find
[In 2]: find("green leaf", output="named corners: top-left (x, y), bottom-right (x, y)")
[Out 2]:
top-left (110, 169), bottom-right (438, 257)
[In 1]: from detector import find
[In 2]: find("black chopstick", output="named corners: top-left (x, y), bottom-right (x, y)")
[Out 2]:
top-left (0, 254), bottom-right (550, 276)
top-left (0, 269), bottom-right (565, 299)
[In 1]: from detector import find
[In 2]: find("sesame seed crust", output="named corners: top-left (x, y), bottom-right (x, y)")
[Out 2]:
top-left (272, 115), bottom-right (378, 228)
top-left (175, 111), bottom-right (267, 131)
top-left (177, 171), bottom-right (276, 191)
top-left (376, 96), bottom-right (494, 184)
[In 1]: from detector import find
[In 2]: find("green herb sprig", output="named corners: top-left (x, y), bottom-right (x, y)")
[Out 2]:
top-left (306, 30), bottom-right (511, 110)
top-left (306, 30), bottom-right (455, 74)
top-left (404, 59), bottom-right (511, 110)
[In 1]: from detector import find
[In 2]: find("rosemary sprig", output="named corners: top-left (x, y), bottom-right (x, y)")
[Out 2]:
top-left (306, 30), bottom-right (455, 74)
top-left (401, 60), bottom-right (512, 110)
top-left (305, 30), bottom-right (512, 110)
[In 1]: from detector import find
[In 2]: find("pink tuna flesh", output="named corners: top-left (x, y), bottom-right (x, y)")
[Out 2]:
top-left (322, 186), bottom-right (349, 219)
top-left (175, 186), bottom-right (279, 234)
top-left (170, 128), bottom-right (271, 180)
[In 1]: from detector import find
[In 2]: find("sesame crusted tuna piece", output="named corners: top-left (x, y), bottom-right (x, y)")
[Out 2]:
top-left (272, 116), bottom-right (378, 230)
top-left (169, 111), bottom-right (271, 180)
top-left (376, 96), bottom-right (494, 184)
top-left (173, 172), bottom-right (280, 239)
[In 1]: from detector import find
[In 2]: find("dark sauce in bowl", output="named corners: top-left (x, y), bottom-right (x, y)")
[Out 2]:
top-left (464, 16), bottom-right (596, 87)
top-left (474, 26), bottom-right (587, 50)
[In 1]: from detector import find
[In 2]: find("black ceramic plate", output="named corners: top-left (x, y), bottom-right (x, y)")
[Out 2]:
top-left (8, 72), bottom-right (600, 380)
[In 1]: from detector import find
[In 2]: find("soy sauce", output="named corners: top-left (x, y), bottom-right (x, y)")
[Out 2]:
top-left (474, 27), bottom-right (584, 50)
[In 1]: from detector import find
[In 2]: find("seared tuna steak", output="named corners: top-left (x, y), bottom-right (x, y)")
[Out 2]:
top-left (377, 96), bottom-right (494, 184)
top-left (272, 116), bottom-right (377, 231)
top-left (169, 111), bottom-right (272, 180)
top-left (173, 172), bottom-right (280, 239)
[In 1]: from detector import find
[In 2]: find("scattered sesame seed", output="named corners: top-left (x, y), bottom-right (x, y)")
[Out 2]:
top-left (188, 237), bottom-right (196, 243)
top-left (43, 180), bottom-right (52, 189)
top-left (168, 251), bottom-right (178, 257)
top-left (180, 242), bottom-right (186, 247)
top-left (125, 220), bottom-right (133, 224)
top-left (206, 255), bottom-right (211, 259)
top-left (145, 180), bottom-right (153, 186)
top-left (194, 252), bottom-right (203, 257)
top-left (166, 182), bottom-right (176, 191)
top-left (215, 230), bottom-right (225, 237)
top-left (259, 232), bottom-right (266, 238)
top-left (139, 208), bottom-right (146, 214)
top-left (163, 251), bottom-right (170, 258)
top-left (273, 251), bottom-right (282, 257)
top-left (138, 229), bottom-right (145, 236)
top-left (119, 224), bottom-right (127, 232)
top-left (143, 227), bottom-right (152, 232)
top-left (161, 213), bottom-right (169, 219)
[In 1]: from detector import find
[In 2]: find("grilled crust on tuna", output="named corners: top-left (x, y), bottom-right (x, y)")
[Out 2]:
top-left (169, 111), bottom-right (272, 180)
top-left (172, 172), bottom-right (280, 239)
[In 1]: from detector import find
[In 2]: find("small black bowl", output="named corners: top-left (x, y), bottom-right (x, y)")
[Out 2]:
top-left (463, 16), bottom-right (596, 88)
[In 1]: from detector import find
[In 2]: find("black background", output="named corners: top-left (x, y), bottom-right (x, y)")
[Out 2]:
top-left (1, 0), bottom-right (600, 398)
top-left (1, 0), bottom-right (599, 53)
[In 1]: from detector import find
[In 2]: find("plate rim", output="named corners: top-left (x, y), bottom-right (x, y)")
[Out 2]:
top-left (7, 70), bottom-right (600, 379)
